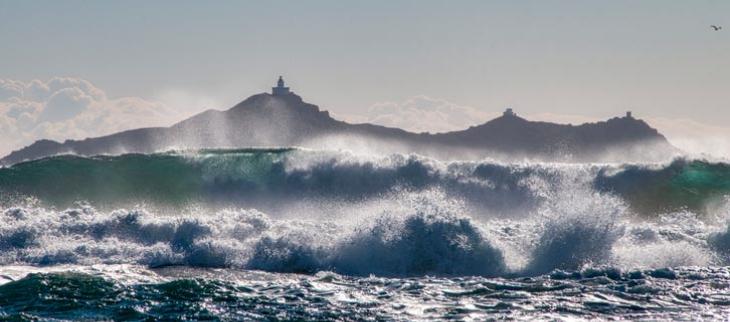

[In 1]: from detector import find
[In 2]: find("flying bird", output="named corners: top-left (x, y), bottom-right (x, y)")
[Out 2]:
top-left (711, 25), bottom-right (722, 31)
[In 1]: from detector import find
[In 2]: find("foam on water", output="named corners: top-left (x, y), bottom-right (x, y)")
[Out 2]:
top-left (1, 190), bottom-right (728, 277)
top-left (1, 149), bottom-right (730, 319)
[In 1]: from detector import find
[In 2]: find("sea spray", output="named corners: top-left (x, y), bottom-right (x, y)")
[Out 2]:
top-left (331, 192), bottom-right (506, 277)
top-left (523, 174), bottom-right (626, 275)
top-left (2, 149), bottom-right (730, 320)
top-left (6, 150), bottom-right (729, 215)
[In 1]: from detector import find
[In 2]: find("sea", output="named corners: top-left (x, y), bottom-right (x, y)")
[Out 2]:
top-left (1, 148), bottom-right (729, 321)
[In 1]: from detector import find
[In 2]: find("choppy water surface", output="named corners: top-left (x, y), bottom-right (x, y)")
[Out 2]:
top-left (1, 149), bottom-right (729, 320)
top-left (1, 265), bottom-right (730, 321)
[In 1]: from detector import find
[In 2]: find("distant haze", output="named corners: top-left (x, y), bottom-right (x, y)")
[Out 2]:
top-left (1, 1), bottom-right (728, 157)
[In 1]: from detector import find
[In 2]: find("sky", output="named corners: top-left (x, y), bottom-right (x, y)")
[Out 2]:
top-left (1, 1), bottom-right (729, 156)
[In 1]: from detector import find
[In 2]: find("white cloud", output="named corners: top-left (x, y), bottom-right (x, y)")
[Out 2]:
top-left (0, 77), bottom-right (195, 156)
top-left (0, 79), bottom-right (25, 100)
top-left (39, 87), bottom-right (95, 122)
top-left (355, 97), bottom-right (602, 134)
top-left (361, 96), bottom-right (498, 133)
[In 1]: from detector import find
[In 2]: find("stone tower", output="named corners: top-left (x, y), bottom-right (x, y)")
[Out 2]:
top-left (272, 76), bottom-right (291, 96)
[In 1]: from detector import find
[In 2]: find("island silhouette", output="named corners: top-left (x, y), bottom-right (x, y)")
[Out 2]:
top-left (1, 77), bottom-right (677, 165)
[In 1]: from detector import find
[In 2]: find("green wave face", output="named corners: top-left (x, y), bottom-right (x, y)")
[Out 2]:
top-left (2, 149), bottom-right (729, 215)
top-left (672, 161), bottom-right (730, 192)
top-left (670, 161), bottom-right (730, 210)
top-left (0, 150), bottom-right (290, 208)
top-left (594, 159), bottom-right (730, 215)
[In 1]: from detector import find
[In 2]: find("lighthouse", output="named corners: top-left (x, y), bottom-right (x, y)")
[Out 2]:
top-left (272, 76), bottom-right (291, 96)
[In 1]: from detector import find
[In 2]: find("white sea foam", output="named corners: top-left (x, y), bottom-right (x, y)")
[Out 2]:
top-left (1, 150), bottom-right (729, 278)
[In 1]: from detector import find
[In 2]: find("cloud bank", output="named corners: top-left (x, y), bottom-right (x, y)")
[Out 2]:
top-left (0, 77), bottom-right (208, 156)
top-left (363, 96), bottom-right (498, 134)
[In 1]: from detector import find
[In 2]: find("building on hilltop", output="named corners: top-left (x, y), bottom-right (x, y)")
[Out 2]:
top-left (272, 76), bottom-right (291, 96)
top-left (503, 108), bottom-right (516, 117)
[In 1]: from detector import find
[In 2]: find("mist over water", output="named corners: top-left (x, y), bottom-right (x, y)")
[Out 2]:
top-left (2, 148), bottom-right (730, 320)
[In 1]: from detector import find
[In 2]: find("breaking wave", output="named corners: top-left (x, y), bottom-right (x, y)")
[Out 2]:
top-left (0, 149), bottom-right (729, 278)
top-left (2, 149), bottom-right (729, 214)
top-left (0, 198), bottom-right (506, 276)
top-left (0, 192), bottom-right (728, 277)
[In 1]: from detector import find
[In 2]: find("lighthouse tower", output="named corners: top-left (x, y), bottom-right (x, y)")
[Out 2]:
top-left (272, 76), bottom-right (291, 96)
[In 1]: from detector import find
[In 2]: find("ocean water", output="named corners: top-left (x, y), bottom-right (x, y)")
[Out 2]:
top-left (1, 149), bottom-right (730, 320)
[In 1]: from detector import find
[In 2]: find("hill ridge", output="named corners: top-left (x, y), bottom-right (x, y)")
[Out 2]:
top-left (1, 92), bottom-right (676, 165)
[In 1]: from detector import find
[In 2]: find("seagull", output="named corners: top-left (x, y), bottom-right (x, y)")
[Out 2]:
top-left (711, 25), bottom-right (722, 31)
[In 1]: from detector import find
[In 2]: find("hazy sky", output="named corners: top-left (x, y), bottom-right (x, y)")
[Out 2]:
top-left (1, 1), bottom-right (729, 155)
